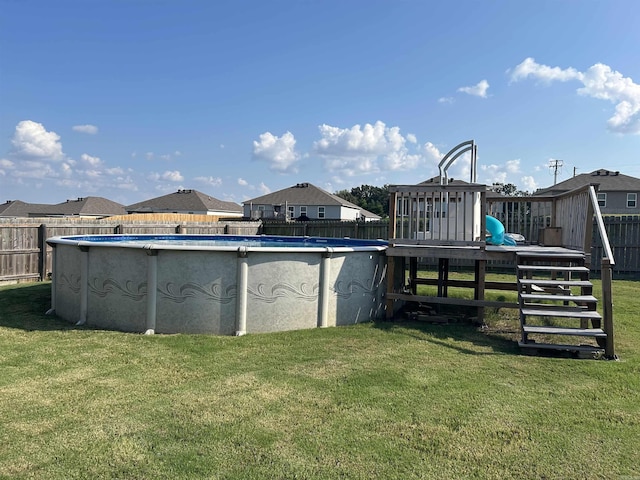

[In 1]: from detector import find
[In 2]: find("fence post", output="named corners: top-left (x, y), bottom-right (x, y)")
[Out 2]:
top-left (38, 224), bottom-right (47, 281)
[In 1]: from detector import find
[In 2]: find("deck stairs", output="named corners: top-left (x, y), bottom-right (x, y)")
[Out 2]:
top-left (517, 251), bottom-right (606, 357)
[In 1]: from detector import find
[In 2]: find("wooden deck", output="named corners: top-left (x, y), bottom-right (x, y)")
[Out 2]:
top-left (385, 244), bottom-right (589, 316)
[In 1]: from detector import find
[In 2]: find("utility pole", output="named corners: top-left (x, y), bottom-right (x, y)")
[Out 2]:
top-left (549, 159), bottom-right (563, 185)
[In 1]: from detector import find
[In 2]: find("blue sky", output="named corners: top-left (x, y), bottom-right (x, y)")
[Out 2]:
top-left (1, 0), bottom-right (639, 206)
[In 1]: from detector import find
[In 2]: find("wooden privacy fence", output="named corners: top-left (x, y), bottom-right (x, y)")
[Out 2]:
top-left (592, 215), bottom-right (640, 274)
top-left (1, 217), bottom-right (638, 284)
top-left (259, 220), bottom-right (389, 240)
top-left (0, 219), bottom-right (387, 284)
top-left (0, 220), bottom-right (261, 284)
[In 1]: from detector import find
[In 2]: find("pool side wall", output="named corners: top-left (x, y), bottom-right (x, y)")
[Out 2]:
top-left (50, 242), bottom-right (387, 335)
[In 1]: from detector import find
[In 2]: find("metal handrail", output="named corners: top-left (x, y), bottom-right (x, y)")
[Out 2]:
top-left (588, 185), bottom-right (615, 265)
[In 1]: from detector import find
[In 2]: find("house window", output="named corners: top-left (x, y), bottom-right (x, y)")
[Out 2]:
top-left (300, 206), bottom-right (307, 217)
top-left (597, 192), bottom-right (606, 208)
top-left (318, 206), bottom-right (325, 219)
top-left (288, 206), bottom-right (295, 219)
top-left (628, 193), bottom-right (637, 208)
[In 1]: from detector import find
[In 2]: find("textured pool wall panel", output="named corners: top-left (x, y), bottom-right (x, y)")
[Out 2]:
top-left (49, 240), bottom-right (387, 335)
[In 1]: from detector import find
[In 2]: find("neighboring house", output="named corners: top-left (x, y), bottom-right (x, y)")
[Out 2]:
top-left (243, 182), bottom-right (381, 222)
top-left (0, 197), bottom-right (126, 218)
top-left (534, 169), bottom-right (640, 215)
top-left (126, 189), bottom-right (242, 217)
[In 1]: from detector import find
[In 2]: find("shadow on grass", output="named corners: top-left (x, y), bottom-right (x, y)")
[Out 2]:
top-left (0, 282), bottom-right (79, 332)
top-left (1, 283), bottom-right (521, 358)
top-left (371, 317), bottom-right (521, 356)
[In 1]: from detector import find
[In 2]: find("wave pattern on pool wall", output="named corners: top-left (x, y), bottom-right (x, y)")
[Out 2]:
top-left (247, 282), bottom-right (319, 303)
top-left (89, 278), bottom-right (147, 301)
top-left (158, 282), bottom-right (237, 304)
top-left (59, 273), bottom-right (82, 294)
top-left (84, 277), bottom-right (380, 303)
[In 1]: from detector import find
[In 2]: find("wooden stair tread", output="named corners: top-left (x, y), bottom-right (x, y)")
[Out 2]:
top-left (518, 342), bottom-right (604, 353)
top-left (517, 265), bottom-right (589, 273)
top-left (522, 325), bottom-right (606, 337)
top-left (516, 252), bottom-right (585, 260)
top-left (522, 307), bottom-right (601, 319)
top-left (518, 279), bottom-right (593, 288)
top-left (520, 293), bottom-right (598, 303)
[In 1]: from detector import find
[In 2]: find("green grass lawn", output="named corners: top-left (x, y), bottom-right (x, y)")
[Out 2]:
top-left (1, 280), bottom-right (639, 479)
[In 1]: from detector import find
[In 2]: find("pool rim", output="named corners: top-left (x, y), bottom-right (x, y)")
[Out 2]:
top-left (46, 233), bottom-right (389, 254)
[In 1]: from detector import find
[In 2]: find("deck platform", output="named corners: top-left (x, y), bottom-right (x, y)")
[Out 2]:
top-left (384, 244), bottom-right (590, 321)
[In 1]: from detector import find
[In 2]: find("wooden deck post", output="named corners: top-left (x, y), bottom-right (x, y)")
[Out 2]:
top-left (474, 259), bottom-right (486, 323)
top-left (409, 257), bottom-right (418, 294)
top-left (385, 256), bottom-right (396, 320)
top-left (601, 258), bottom-right (615, 359)
top-left (437, 258), bottom-right (449, 297)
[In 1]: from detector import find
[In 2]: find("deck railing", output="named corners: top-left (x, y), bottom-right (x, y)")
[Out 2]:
top-left (486, 184), bottom-right (599, 251)
top-left (390, 183), bottom-right (597, 249)
top-left (389, 184), bottom-right (487, 246)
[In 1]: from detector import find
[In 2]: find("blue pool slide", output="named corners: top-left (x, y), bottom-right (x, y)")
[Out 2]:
top-left (486, 215), bottom-right (517, 246)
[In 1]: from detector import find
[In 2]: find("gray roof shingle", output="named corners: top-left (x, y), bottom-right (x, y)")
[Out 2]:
top-left (243, 183), bottom-right (362, 209)
top-left (0, 197), bottom-right (126, 217)
top-left (534, 169), bottom-right (640, 196)
top-left (126, 189), bottom-right (242, 214)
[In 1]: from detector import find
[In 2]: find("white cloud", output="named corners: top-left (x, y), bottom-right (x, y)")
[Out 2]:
top-left (313, 121), bottom-right (420, 176)
top-left (160, 170), bottom-right (184, 182)
top-left (423, 142), bottom-right (443, 163)
top-left (521, 175), bottom-right (538, 192)
top-left (253, 131), bottom-right (299, 173)
top-left (505, 159), bottom-right (520, 174)
top-left (480, 163), bottom-right (508, 184)
top-left (194, 176), bottom-right (222, 187)
top-left (84, 169), bottom-right (103, 179)
top-left (237, 178), bottom-right (248, 186)
top-left (72, 124), bottom-right (98, 135)
top-left (11, 120), bottom-right (64, 161)
top-left (0, 159), bottom-right (15, 169)
top-left (258, 182), bottom-right (271, 195)
top-left (81, 153), bottom-right (102, 167)
top-left (61, 162), bottom-right (73, 177)
top-left (406, 133), bottom-right (417, 144)
top-left (117, 180), bottom-right (138, 191)
top-left (510, 57), bottom-right (580, 84)
top-left (458, 79), bottom-right (490, 98)
top-left (12, 161), bottom-right (57, 179)
top-left (105, 167), bottom-right (124, 175)
top-left (510, 57), bottom-right (640, 134)
top-left (438, 97), bottom-right (454, 104)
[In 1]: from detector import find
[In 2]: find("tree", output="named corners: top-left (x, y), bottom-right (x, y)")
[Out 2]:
top-left (489, 183), bottom-right (531, 197)
top-left (335, 184), bottom-right (390, 218)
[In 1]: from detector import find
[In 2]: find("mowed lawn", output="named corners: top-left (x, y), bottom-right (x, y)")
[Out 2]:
top-left (1, 280), bottom-right (639, 480)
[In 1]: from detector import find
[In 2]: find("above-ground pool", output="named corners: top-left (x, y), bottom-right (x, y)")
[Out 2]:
top-left (46, 234), bottom-right (388, 335)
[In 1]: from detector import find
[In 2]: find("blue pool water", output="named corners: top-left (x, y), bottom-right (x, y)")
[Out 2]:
top-left (55, 234), bottom-right (388, 249)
